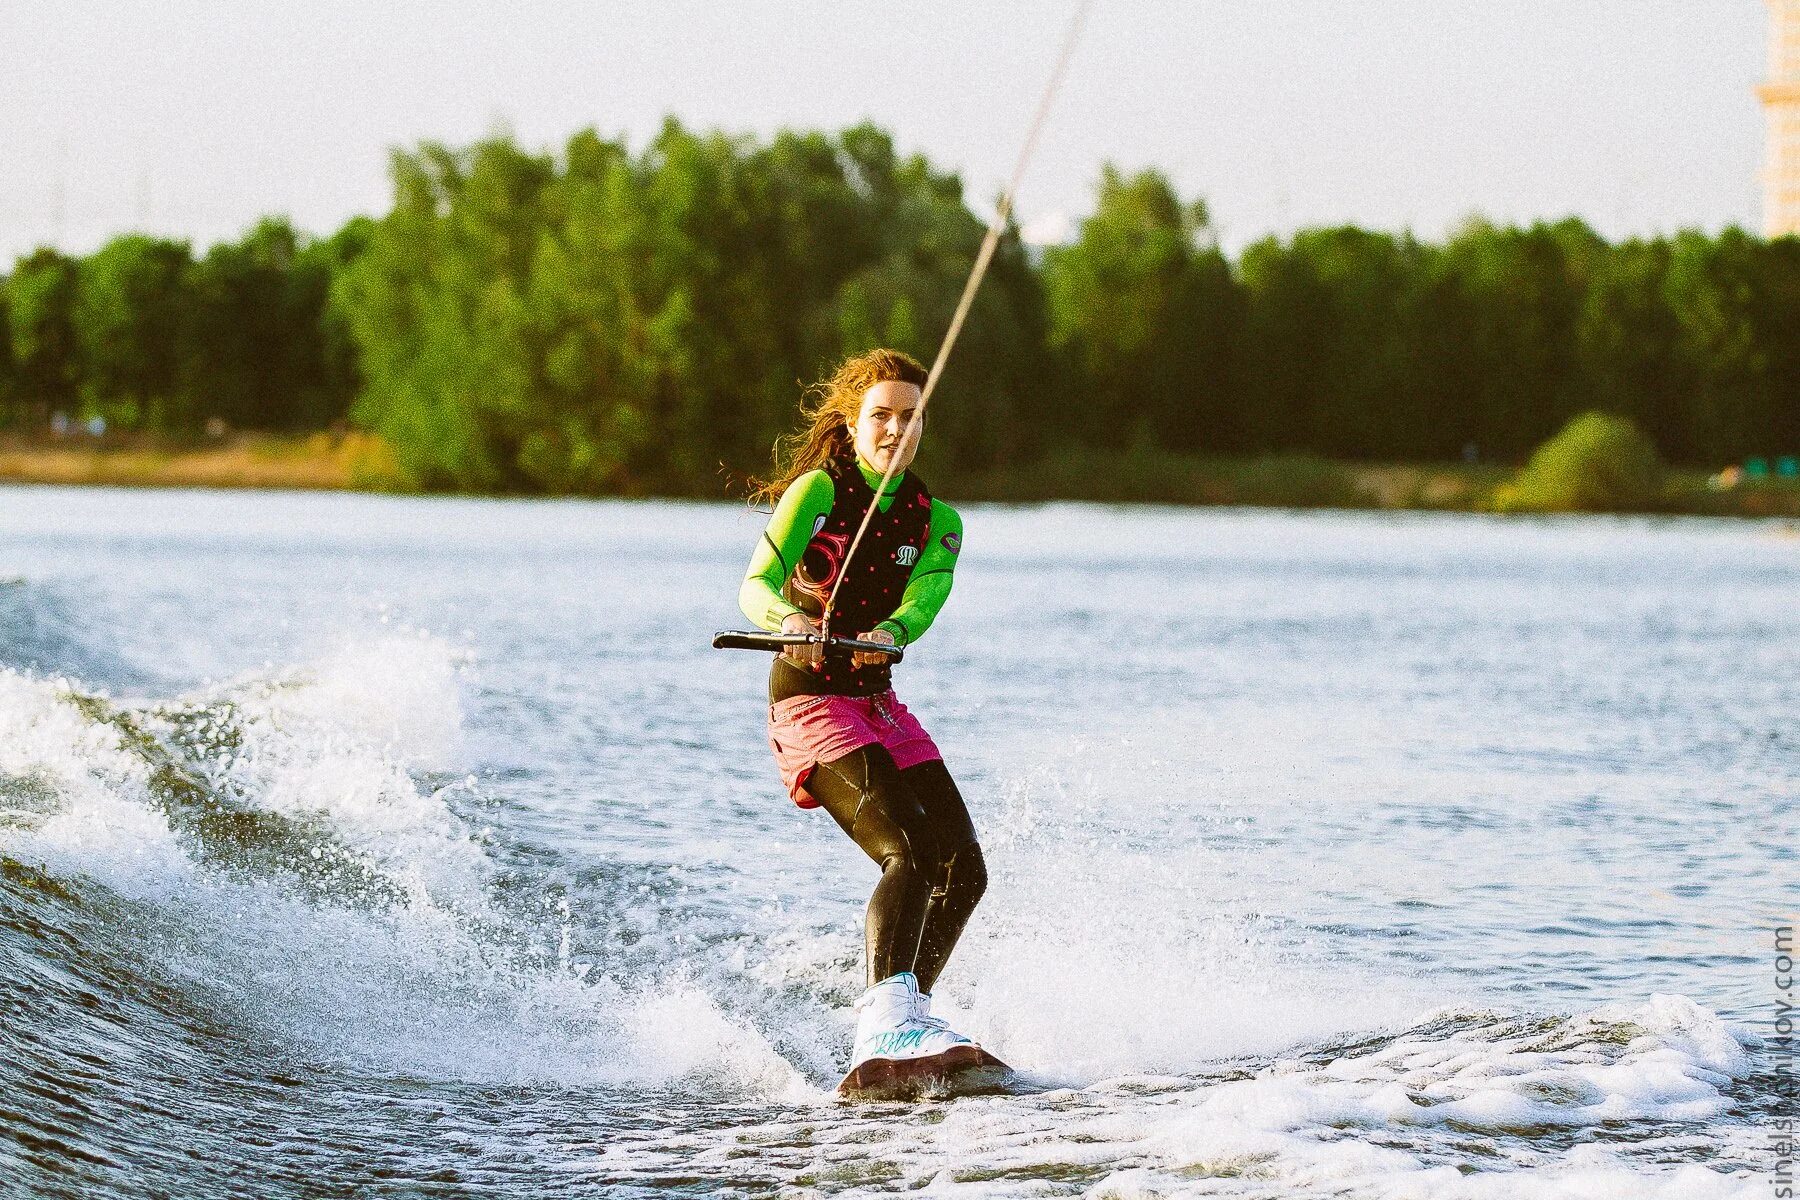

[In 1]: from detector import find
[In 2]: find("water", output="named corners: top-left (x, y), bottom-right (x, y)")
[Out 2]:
top-left (1, 485), bottom-right (1792, 1199)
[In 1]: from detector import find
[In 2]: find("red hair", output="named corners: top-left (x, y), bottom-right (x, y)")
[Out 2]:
top-left (748, 348), bottom-right (928, 508)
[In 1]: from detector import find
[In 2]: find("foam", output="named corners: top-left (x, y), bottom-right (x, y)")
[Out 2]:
top-left (0, 669), bottom-right (194, 895)
top-left (165, 630), bottom-right (490, 905)
top-left (0, 646), bottom-right (811, 1096)
top-left (627, 985), bottom-right (818, 1100)
top-left (0, 638), bottom-right (1766, 1193)
top-left (1123, 994), bottom-right (1756, 1196)
top-left (945, 767), bottom-right (1436, 1084)
top-left (721, 995), bottom-right (1758, 1198)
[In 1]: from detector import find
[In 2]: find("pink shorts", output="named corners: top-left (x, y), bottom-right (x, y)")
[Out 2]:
top-left (767, 690), bottom-right (943, 809)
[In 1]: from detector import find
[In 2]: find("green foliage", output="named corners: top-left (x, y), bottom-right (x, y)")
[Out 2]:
top-left (180, 216), bottom-right (360, 432)
top-left (0, 283), bottom-right (14, 418)
top-left (334, 121), bottom-right (1043, 493)
top-left (1043, 166), bottom-right (1237, 453)
top-left (7, 122), bottom-right (1799, 494)
top-left (182, 219), bottom-right (294, 429)
top-left (1238, 227), bottom-right (1435, 458)
top-left (4, 249), bottom-right (83, 424)
top-left (291, 217), bottom-right (368, 428)
top-left (75, 235), bottom-right (193, 430)
top-left (1660, 229), bottom-right (1792, 465)
top-left (939, 446), bottom-right (1367, 507)
top-left (1492, 411), bottom-right (1666, 513)
top-left (1444, 219), bottom-right (1604, 458)
top-left (3, 223), bottom-right (362, 435)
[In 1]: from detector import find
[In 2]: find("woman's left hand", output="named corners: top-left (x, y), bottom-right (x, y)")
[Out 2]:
top-left (851, 627), bottom-right (897, 667)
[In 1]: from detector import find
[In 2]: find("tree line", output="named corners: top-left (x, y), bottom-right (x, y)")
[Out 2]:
top-left (2, 218), bottom-right (365, 438)
top-left (2, 120), bottom-right (1795, 493)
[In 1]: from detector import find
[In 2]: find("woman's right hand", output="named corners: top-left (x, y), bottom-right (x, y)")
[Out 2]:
top-left (780, 612), bottom-right (824, 667)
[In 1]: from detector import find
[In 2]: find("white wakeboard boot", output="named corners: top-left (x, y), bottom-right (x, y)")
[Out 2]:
top-left (848, 972), bottom-right (971, 1071)
top-left (914, 986), bottom-right (976, 1047)
top-left (841, 972), bottom-right (1010, 1098)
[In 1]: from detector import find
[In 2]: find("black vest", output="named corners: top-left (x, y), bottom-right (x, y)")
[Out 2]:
top-left (774, 456), bottom-right (934, 697)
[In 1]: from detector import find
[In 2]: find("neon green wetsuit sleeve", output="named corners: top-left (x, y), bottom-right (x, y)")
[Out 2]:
top-left (740, 469), bottom-right (961, 644)
top-left (739, 469), bottom-right (836, 630)
top-left (874, 499), bottom-right (961, 647)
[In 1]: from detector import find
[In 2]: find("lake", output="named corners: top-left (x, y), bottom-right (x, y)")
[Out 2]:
top-left (1, 486), bottom-right (1792, 1198)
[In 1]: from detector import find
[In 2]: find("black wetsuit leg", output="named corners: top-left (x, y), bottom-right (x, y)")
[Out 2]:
top-left (900, 759), bottom-right (987, 995)
top-left (807, 747), bottom-right (987, 993)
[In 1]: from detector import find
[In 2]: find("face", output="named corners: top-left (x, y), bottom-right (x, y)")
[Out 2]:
top-left (849, 380), bottom-right (924, 476)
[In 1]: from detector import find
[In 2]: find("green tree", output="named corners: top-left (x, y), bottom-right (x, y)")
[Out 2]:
top-left (1239, 227), bottom-right (1432, 459)
top-left (1664, 229), bottom-right (1766, 464)
top-left (338, 122), bottom-right (1046, 493)
top-left (182, 216), bottom-right (365, 431)
top-left (1044, 166), bottom-right (1236, 452)
top-left (527, 120), bottom-right (783, 491)
top-left (1751, 235), bottom-right (1800, 458)
top-left (0, 281), bottom-right (14, 423)
top-left (75, 235), bottom-right (194, 430)
top-left (1494, 410), bottom-right (1665, 512)
top-left (5, 248), bottom-right (83, 427)
top-left (1574, 238), bottom-right (1688, 459)
top-left (26, 123), bottom-right (1800, 489)
top-left (1399, 241), bottom-right (1488, 460)
top-left (183, 217), bottom-right (298, 429)
top-left (824, 139), bottom-right (1046, 471)
top-left (334, 135), bottom-right (559, 489)
top-left (1236, 234), bottom-right (1326, 454)
top-left (293, 215), bottom-right (369, 428)
top-left (1437, 219), bottom-right (1603, 459)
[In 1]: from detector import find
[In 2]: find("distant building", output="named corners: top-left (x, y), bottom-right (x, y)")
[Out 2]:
top-left (1763, 0), bottom-right (1800, 236)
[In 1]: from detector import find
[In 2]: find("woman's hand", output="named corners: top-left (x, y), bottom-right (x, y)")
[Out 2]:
top-left (781, 612), bottom-right (824, 667)
top-left (851, 627), bottom-right (896, 667)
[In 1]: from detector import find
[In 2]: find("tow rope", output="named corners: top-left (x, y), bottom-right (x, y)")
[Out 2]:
top-left (821, 0), bottom-right (1094, 638)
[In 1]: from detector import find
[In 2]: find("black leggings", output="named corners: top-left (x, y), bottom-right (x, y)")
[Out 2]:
top-left (807, 748), bottom-right (987, 994)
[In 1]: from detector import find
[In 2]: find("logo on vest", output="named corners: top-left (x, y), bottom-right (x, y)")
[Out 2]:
top-left (895, 544), bottom-right (920, 567)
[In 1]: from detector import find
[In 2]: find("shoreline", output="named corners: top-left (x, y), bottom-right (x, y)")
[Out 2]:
top-left (0, 432), bottom-right (391, 494)
top-left (2, 433), bottom-right (1796, 518)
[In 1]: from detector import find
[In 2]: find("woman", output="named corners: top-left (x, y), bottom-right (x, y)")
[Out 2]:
top-left (740, 348), bottom-right (989, 1081)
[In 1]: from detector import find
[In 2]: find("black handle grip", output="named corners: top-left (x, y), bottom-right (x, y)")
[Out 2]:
top-left (711, 630), bottom-right (903, 662)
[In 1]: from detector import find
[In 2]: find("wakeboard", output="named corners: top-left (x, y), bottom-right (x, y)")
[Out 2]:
top-left (837, 1044), bottom-right (1016, 1102)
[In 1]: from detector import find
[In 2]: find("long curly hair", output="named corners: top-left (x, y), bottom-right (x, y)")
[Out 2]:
top-left (748, 348), bottom-right (929, 509)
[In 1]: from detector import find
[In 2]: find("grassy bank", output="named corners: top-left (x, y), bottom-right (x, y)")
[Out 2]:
top-left (936, 449), bottom-right (1514, 511)
top-left (1, 433), bottom-right (1796, 518)
top-left (0, 432), bottom-right (400, 493)
top-left (945, 447), bottom-right (1800, 518)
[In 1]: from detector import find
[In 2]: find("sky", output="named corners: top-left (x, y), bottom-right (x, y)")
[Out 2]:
top-left (0, 0), bottom-right (1772, 264)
